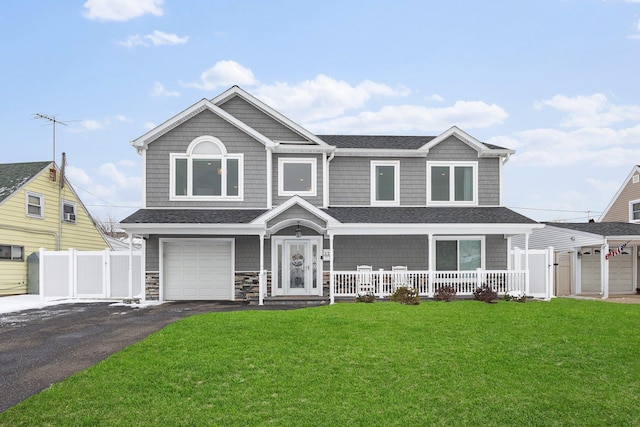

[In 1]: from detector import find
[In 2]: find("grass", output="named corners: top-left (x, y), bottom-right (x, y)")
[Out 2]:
top-left (2, 298), bottom-right (640, 426)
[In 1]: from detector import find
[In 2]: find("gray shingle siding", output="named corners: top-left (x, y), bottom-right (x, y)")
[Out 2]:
top-left (217, 96), bottom-right (304, 142)
top-left (333, 235), bottom-right (430, 270)
top-left (486, 235), bottom-right (507, 270)
top-left (145, 109), bottom-right (268, 208)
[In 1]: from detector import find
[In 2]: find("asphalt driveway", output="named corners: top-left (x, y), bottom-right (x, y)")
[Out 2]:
top-left (0, 301), bottom-right (293, 413)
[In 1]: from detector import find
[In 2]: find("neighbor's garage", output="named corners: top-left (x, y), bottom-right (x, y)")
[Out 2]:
top-left (163, 239), bottom-right (234, 300)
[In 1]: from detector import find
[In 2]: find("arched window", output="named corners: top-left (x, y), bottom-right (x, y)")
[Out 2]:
top-left (170, 136), bottom-right (243, 200)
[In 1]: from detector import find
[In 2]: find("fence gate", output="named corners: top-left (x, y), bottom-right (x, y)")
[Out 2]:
top-left (510, 247), bottom-right (554, 299)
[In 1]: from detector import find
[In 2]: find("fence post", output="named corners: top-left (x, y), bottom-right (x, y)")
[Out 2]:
top-left (69, 248), bottom-right (76, 298)
top-left (104, 248), bottom-right (111, 299)
top-left (476, 268), bottom-right (482, 290)
top-left (378, 269), bottom-right (384, 298)
top-left (39, 248), bottom-right (45, 299)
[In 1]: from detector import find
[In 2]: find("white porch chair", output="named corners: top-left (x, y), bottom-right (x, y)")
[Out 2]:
top-left (392, 265), bottom-right (408, 290)
top-left (356, 265), bottom-right (373, 294)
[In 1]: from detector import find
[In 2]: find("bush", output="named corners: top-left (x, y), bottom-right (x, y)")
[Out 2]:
top-left (434, 285), bottom-right (457, 302)
top-left (473, 284), bottom-right (498, 303)
top-left (355, 291), bottom-right (376, 303)
top-left (390, 286), bottom-right (420, 305)
top-left (504, 289), bottom-right (527, 303)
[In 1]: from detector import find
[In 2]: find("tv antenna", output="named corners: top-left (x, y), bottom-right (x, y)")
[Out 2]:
top-left (34, 113), bottom-right (68, 164)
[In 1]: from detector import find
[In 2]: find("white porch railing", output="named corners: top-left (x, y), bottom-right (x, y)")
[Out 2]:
top-left (331, 269), bottom-right (528, 302)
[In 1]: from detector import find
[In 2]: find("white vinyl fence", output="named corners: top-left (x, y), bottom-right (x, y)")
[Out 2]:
top-left (510, 247), bottom-right (554, 299)
top-left (39, 248), bottom-right (144, 300)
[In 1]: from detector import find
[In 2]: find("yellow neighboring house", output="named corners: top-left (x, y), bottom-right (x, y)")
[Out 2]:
top-left (0, 161), bottom-right (108, 296)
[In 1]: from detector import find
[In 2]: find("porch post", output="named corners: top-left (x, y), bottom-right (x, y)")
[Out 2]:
top-left (329, 233), bottom-right (335, 304)
top-left (128, 233), bottom-right (133, 300)
top-left (259, 233), bottom-right (265, 306)
top-left (525, 233), bottom-right (530, 296)
top-left (601, 243), bottom-right (609, 299)
top-left (427, 233), bottom-right (434, 297)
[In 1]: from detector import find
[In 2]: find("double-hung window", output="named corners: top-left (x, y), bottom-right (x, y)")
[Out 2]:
top-left (428, 161), bottom-right (477, 205)
top-left (371, 160), bottom-right (399, 205)
top-left (630, 200), bottom-right (640, 222)
top-left (0, 244), bottom-right (24, 261)
top-left (278, 158), bottom-right (316, 196)
top-left (171, 136), bottom-right (243, 200)
top-left (26, 192), bottom-right (44, 218)
top-left (435, 237), bottom-right (484, 271)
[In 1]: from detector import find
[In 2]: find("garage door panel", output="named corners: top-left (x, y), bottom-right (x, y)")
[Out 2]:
top-left (164, 240), bottom-right (233, 301)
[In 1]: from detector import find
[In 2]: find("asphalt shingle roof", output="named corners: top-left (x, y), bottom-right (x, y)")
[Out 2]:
top-left (121, 209), bottom-right (268, 224)
top-left (317, 135), bottom-right (509, 151)
top-left (545, 222), bottom-right (640, 236)
top-left (0, 161), bottom-right (51, 203)
top-left (122, 206), bottom-right (537, 225)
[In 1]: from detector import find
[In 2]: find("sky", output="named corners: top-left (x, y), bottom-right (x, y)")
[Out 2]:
top-left (1, 0), bottom-right (640, 226)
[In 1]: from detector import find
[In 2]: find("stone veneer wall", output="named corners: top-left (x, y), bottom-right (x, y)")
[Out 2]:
top-left (145, 272), bottom-right (160, 300)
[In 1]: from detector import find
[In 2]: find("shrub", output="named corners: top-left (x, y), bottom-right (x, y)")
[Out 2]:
top-left (390, 286), bottom-right (420, 305)
top-left (473, 284), bottom-right (498, 304)
top-left (434, 285), bottom-right (457, 302)
top-left (355, 291), bottom-right (376, 303)
top-left (504, 289), bottom-right (527, 303)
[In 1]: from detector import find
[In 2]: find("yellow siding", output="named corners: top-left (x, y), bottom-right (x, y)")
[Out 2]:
top-left (601, 173), bottom-right (640, 222)
top-left (0, 167), bottom-right (108, 295)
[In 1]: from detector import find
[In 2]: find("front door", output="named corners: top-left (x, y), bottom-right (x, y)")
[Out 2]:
top-left (284, 240), bottom-right (311, 295)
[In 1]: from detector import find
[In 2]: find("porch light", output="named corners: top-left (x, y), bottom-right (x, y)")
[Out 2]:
top-left (295, 222), bottom-right (302, 239)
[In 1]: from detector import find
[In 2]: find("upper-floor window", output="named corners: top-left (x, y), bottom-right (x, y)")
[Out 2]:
top-left (0, 244), bottom-right (24, 261)
top-left (170, 136), bottom-right (243, 200)
top-left (26, 192), bottom-right (44, 218)
top-left (278, 158), bottom-right (316, 197)
top-left (427, 161), bottom-right (477, 205)
top-left (630, 200), bottom-right (640, 221)
top-left (371, 160), bottom-right (399, 206)
top-left (62, 201), bottom-right (77, 223)
top-left (435, 237), bottom-right (484, 271)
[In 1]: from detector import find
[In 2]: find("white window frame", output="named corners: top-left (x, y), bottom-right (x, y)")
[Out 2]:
top-left (0, 244), bottom-right (24, 261)
top-left (169, 136), bottom-right (244, 201)
top-left (62, 200), bottom-right (77, 223)
top-left (629, 199), bottom-right (640, 222)
top-left (25, 192), bottom-right (44, 218)
top-left (433, 236), bottom-right (486, 271)
top-left (370, 160), bottom-right (400, 206)
top-left (278, 158), bottom-right (317, 197)
top-left (427, 161), bottom-right (478, 206)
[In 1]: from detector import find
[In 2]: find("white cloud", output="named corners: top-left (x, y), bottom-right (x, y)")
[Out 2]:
top-left (83, 0), bottom-right (163, 22)
top-left (535, 93), bottom-right (640, 127)
top-left (307, 101), bottom-right (508, 134)
top-left (493, 124), bottom-right (640, 166)
top-left (427, 94), bottom-right (445, 102)
top-left (118, 31), bottom-right (188, 47)
top-left (79, 120), bottom-right (104, 131)
top-left (255, 74), bottom-right (410, 123)
top-left (143, 122), bottom-right (156, 130)
top-left (181, 60), bottom-right (257, 91)
top-left (151, 82), bottom-right (179, 97)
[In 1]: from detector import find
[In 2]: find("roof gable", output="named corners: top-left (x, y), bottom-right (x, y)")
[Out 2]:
top-left (211, 86), bottom-right (330, 147)
top-left (598, 165), bottom-right (640, 222)
top-left (130, 98), bottom-right (275, 153)
top-left (0, 161), bottom-right (51, 204)
top-left (420, 126), bottom-right (514, 160)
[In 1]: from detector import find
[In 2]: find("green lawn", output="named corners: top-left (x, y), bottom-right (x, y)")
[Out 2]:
top-left (2, 299), bottom-right (640, 426)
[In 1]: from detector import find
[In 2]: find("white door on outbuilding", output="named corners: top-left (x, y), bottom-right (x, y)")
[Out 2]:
top-left (163, 239), bottom-right (234, 300)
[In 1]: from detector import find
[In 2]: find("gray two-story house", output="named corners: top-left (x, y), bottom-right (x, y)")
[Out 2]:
top-left (121, 86), bottom-right (541, 303)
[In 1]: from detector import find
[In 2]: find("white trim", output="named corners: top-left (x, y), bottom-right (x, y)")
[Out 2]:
top-left (252, 195), bottom-right (336, 226)
top-left (25, 191), bottom-right (44, 219)
top-left (335, 148), bottom-right (428, 158)
top-left (266, 148), bottom-right (273, 209)
top-left (433, 235), bottom-right (486, 270)
top-left (277, 157), bottom-right (317, 197)
top-left (420, 126), bottom-right (514, 159)
top-left (370, 160), bottom-right (400, 206)
top-left (186, 135), bottom-right (227, 155)
top-left (159, 237), bottom-right (235, 301)
top-left (271, 235), bottom-right (323, 297)
top-left (141, 150), bottom-right (147, 208)
top-left (131, 98), bottom-right (275, 152)
top-left (427, 161), bottom-right (478, 206)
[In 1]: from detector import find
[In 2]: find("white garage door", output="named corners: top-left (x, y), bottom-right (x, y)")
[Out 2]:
top-left (164, 240), bottom-right (233, 300)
